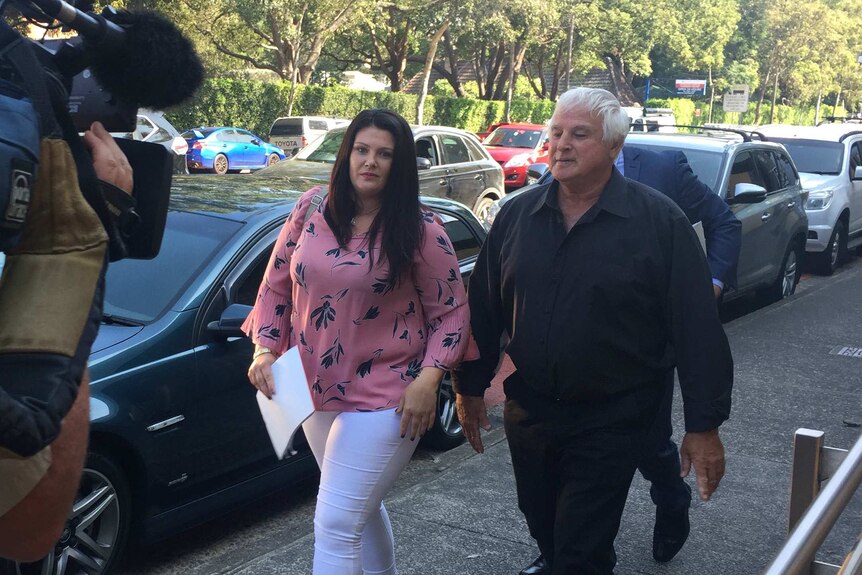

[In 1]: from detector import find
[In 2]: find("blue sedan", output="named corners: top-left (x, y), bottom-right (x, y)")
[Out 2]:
top-left (183, 127), bottom-right (286, 174)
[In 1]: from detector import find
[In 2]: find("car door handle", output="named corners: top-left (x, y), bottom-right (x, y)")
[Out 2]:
top-left (761, 212), bottom-right (772, 222)
top-left (439, 179), bottom-right (448, 187)
top-left (474, 174), bottom-right (483, 181)
top-left (786, 201), bottom-right (796, 208)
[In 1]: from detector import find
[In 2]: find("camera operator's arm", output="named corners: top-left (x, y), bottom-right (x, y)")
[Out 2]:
top-left (83, 121), bottom-right (133, 193)
top-left (0, 374), bottom-right (89, 562)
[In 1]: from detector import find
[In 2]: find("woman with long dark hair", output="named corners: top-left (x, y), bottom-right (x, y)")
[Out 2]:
top-left (243, 109), bottom-right (471, 574)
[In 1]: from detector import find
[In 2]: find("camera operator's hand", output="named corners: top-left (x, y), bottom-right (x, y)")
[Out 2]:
top-left (83, 121), bottom-right (133, 194)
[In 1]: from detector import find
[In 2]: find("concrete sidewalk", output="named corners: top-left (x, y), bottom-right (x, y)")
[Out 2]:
top-left (219, 261), bottom-right (862, 575)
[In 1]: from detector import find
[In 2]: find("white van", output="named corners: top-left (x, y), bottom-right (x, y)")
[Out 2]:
top-left (629, 108), bottom-right (677, 133)
top-left (268, 116), bottom-right (350, 158)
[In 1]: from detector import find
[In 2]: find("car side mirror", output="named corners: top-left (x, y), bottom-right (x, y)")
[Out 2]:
top-left (527, 163), bottom-right (550, 181)
top-left (541, 140), bottom-right (549, 152)
top-left (416, 157), bottom-right (432, 170)
top-left (207, 303), bottom-right (253, 338)
top-left (728, 183), bottom-right (768, 205)
top-left (853, 165), bottom-right (862, 180)
top-left (252, 139), bottom-right (261, 146)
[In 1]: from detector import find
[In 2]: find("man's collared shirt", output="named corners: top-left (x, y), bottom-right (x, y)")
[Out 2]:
top-left (455, 170), bottom-right (733, 432)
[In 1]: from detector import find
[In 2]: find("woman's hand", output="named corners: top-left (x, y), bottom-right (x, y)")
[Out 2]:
top-left (396, 367), bottom-right (444, 441)
top-left (247, 351), bottom-right (277, 399)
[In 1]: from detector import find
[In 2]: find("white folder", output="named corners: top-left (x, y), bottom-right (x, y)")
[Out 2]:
top-left (692, 221), bottom-right (707, 254)
top-left (255, 346), bottom-right (315, 460)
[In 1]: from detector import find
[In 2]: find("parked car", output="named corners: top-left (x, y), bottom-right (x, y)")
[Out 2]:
top-left (15, 176), bottom-right (487, 575)
top-left (482, 123), bottom-right (550, 191)
top-left (756, 124), bottom-right (862, 275)
top-left (110, 109), bottom-right (188, 175)
top-left (268, 116), bottom-right (350, 158)
top-left (273, 124), bottom-right (506, 221)
top-left (182, 127), bottom-right (286, 174)
top-left (629, 107), bottom-right (678, 133)
top-left (488, 131), bottom-right (809, 303)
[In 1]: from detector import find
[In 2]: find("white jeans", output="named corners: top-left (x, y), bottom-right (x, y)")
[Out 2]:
top-left (302, 409), bottom-right (419, 575)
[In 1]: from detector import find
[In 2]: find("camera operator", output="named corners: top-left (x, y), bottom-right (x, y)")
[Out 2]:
top-left (0, 121), bottom-right (133, 563)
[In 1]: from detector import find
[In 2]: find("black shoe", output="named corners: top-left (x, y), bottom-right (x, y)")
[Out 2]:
top-left (652, 501), bottom-right (691, 563)
top-left (519, 554), bottom-right (549, 575)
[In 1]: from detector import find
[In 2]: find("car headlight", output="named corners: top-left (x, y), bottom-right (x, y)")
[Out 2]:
top-left (805, 189), bottom-right (834, 210)
top-left (481, 200), bottom-right (501, 229)
top-left (503, 153), bottom-right (532, 168)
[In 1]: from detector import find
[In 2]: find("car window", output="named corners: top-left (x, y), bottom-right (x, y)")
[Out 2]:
top-left (309, 120), bottom-right (328, 131)
top-left (136, 116), bottom-right (156, 140)
top-left (485, 128), bottom-right (542, 149)
top-left (463, 137), bottom-right (490, 163)
top-left (436, 212), bottom-right (481, 260)
top-left (302, 129), bottom-right (344, 163)
top-left (773, 151), bottom-right (799, 189)
top-left (215, 129), bottom-right (236, 142)
top-left (726, 150), bottom-right (767, 198)
top-left (440, 135), bottom-right (471, 165)
top-left (416, 137), bottom-right (439, 166)
top-left (849, 142), bottom-right (862, 178)
top-left (753, 150), bottom-right (782, 193)
top-left (270, 118), bottom-right (303, 136)
top-left (235, 131), bottom-right (256, 144)
top-left (769, 138), bottom-right (844, 175)
top-left (235, 249), bottom-right (271, 306)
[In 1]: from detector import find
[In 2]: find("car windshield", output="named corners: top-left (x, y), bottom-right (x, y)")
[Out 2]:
top-left (768, 138), bottom-right (844, 175)
top-left (626, 143), bottom-right (724, 193)
top-left (103, 212), bottom-right (242, 323)
top-left (300, 129), bottom-right (346, 163)
top-left (181, 128), bottom-right (216, 140)
top-left (485, 128), bottom-right (543, 149)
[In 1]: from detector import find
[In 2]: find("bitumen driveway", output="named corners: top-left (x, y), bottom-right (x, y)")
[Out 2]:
top-left (121, 260), bottom-right (862, 575)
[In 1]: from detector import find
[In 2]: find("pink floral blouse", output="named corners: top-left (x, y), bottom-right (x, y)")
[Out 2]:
top-left (242, 187), bottom-right (472, 412)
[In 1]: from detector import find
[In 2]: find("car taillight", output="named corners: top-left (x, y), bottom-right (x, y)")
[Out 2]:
top-left (192, 141), bottom-right (204, 149)
top-left (301, 136), bottom-right (307, 148)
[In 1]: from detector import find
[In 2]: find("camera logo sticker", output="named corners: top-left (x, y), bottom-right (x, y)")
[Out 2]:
top-left (5, 163), bottom-right (33, 225)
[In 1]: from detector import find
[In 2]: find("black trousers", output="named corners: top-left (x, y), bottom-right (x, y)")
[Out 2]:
top-left (503, 379), bottom-right (662, 575)
top-left (636, 372), bottom-right (691, 512)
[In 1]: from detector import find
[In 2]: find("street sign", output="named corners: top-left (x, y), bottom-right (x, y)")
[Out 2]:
top-left (675, 79), bottom-right (707, 96)
top-left (723, 84), bottom-right (749, 113)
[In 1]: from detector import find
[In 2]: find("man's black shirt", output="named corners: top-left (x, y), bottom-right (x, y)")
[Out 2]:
top-left (454, 170), bottom-right (732, 433)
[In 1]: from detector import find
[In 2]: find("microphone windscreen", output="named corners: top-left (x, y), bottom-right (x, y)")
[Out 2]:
top-left (87, 10), bottom-right (204, 110)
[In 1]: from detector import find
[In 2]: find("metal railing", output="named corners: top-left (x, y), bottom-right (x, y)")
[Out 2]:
top-left (764, 429), bottom-right (862, 575)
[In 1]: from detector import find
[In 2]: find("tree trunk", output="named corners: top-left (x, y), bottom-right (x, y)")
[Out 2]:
top-left (832, 85), bottom-right (843, 118)
top-left (442, 31), bottom-right (464, 97)
top-left (754, 69), bottom-right (770, 125)
top-left (504, 44), bottom-right (515, 122)
top-left (707, 67), bottom-right (715, 124)
top-left (416, 22), bottom-right (449, 126)
top-left (769, 72), bottom-right (779, 124)
top-left (815, 88), bottom-right (822, 125)
top-left (565, 15), bottom-right (574, 92)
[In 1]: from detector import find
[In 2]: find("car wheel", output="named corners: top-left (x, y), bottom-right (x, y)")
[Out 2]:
top-left (420, 372), bottom-right (464, 450)
top-left (473, 196), bottom-right (498, 223)
top-left (266, 153), bottom-right (280, 167)
top-left (812, 219), bottom-right (846, 276)
top-left (16, 453), bottom-right (131, 575)
top-left (758, 240), bottom-right (802, 304)
top-left (212, 154), bottom-right (229, 175)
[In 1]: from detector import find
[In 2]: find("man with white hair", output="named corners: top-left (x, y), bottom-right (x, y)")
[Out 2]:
top-left (454, 87), bottom-right (733, 574)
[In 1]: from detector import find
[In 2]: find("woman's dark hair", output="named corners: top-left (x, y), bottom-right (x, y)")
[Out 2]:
top-left (326, 108), bottom-right (422, 285)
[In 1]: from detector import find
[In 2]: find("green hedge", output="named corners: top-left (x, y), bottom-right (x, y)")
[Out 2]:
top-left (645, 97), bottom-right (818, 128)
top-left (163, 78), bottom-right (557, 136)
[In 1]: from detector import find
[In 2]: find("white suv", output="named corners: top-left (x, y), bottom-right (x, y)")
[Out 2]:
top-left (757, 124), bottom-right (862, 274)
top-left (268, 116), bottom-right (349, 158)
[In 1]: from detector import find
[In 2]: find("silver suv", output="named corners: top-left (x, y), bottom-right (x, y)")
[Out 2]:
top-left (756, 124), bottom-right (862, 275)
top-left (488, 131), bottom-right (809, 303)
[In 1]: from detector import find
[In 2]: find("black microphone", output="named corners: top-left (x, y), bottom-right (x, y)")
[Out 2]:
top-left (85, 9), bottom-right (204, 110)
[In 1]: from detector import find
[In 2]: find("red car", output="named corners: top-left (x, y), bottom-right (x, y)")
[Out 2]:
top-left (482, 123), bottom-right (549, 190)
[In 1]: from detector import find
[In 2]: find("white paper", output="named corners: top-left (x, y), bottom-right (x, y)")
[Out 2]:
top-left (255, 346), bottom-right (314, 460)
top-left (692, 221), bottom-right (707, 254)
